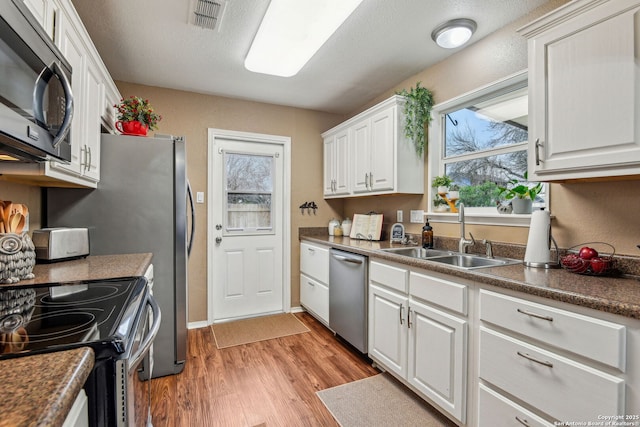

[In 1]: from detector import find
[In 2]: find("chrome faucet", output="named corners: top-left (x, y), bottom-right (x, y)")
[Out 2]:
top-left (458, 203), bottom-right (475, 253)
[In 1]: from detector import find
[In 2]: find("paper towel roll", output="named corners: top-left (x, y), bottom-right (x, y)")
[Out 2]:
top-left (524, 210), bottom-right (551, 264)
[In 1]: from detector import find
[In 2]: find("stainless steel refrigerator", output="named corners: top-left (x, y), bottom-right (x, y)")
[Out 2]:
top-left (45, 134), bottom-right (194, 378)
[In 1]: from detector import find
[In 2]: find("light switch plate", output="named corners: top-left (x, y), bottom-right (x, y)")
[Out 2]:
top-left (396, 210), bottom-right (403, 223)
top-left (410, 210), bottom-right (424, 223)
top-left (196, 192), bottom-right (205, 203)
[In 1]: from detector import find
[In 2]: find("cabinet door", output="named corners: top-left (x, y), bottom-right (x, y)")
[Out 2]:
top-left (408, 299), bottom-right (467, 423)
top-left (51, 12), bottom-right (83, 176)
top-left (323, 136), bottom-right (336, 196)
top-left (528, 1), bottom-right (640, 180)
top-left (323, 130), bottom-right (350, 197)
top-left (81, 59), bottom-right (102, 182)
top-left (334, 130), bottom-right (349, 195)
top-left (368, 283), bottom-right (408, 377)
top-left (22, 0), bottom-right (58, 40)
top-left (369, 107), bottom-right (395, 191)
top-left (300, 273), bottom-right (329, 325)
top-left (352, 119), bottom-right (371, 193)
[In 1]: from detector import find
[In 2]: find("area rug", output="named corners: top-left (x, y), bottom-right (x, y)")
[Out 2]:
top-left (211, 313), bottom-right (310, 349)
top-left (317, 373), bottom-right (457, 427)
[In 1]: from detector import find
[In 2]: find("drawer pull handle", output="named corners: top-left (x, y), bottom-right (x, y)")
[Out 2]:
top-left (517, 351), bottom-right (553, 368)
top-left (517, 308), bottom-right (553, 322)
top-left (515, 416), bottom-right (531, 427)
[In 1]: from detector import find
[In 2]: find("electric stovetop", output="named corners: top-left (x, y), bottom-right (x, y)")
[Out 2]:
top-left (0, 277), bottom-right (147, 359)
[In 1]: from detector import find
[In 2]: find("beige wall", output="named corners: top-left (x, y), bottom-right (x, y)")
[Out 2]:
top-left (345, 0), bottom-right (640, 257)
top-left (4, 0), bottom-right (639, 325)
top-left (0, 181), bottom-right (42, 230)
top-left (115, 82), bottom-right (346, 322)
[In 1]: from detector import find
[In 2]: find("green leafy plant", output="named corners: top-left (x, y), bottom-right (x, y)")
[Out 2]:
top-left (114, 96), bottom-right (162, 130)
top-left (396, 82), bottom-right (434, 157)
top-left (431, 175), bottom-right (452, 188)
top-left (497, 173), bottom-right (543, 201)
top-left (433, 195), bottom-right (448, 206)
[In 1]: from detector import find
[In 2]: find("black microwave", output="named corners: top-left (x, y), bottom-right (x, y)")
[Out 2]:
top-left (0, 0), bottom-right (73, 163)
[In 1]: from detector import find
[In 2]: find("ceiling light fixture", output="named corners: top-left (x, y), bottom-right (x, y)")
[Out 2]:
top-left (244, 0), bottom-right (364, 77)
top-left (431, 18), bottom-right (477, 49)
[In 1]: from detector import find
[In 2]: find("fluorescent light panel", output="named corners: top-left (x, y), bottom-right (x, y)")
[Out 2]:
top-left (245, 0), bottom-right (364, 77)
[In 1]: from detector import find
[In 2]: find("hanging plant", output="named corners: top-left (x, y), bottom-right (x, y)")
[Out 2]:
top-left (396, 82), bottom-right (434, 157)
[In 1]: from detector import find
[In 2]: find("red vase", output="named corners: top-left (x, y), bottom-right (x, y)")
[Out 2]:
top-left (116, 120), bottom-right (148, 136)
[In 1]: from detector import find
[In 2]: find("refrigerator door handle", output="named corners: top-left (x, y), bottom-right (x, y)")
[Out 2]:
top-left (187, 180), bottom-right (195, 256)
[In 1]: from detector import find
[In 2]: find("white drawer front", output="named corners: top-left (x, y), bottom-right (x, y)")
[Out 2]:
top-left (300, 273), bottom-right (329, 324)
top-left (479, 327), bottom-right (625, 423)
top-left (479, 290), bottom-right (626, 370)
top-left (370, 260), bottom-right (408, 294)
top-left (300, 242), bottom-right (329, 283)
top-left (478, 384), bottom-right (554, 427)
top-left (410, 271), bottom-right (467, 315)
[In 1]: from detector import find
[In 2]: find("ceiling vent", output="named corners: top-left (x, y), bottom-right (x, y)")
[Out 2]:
top-left (192, 0), bottom-right (227, 31)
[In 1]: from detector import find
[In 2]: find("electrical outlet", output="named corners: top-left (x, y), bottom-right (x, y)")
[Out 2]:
top-left (396, 210), bottom-right (403, 223)
top-left (410, 210), bottom-right (424, 223)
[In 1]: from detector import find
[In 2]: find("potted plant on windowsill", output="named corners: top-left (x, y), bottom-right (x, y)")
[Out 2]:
top-left (114, 96), bottom-right (162, 136)
top-left (432, 195), bottom-right (449, 212)
top-left (432, 175), bottom-right (452, 195)
top-left (497, 173), bottom-right (543, 214)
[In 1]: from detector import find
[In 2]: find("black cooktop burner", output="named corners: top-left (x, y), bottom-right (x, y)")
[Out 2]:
top-left (0, 277), bottom-right (146, 358)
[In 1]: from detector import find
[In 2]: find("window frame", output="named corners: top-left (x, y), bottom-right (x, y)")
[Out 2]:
top-left (427, 70), bottom-right (546, 227)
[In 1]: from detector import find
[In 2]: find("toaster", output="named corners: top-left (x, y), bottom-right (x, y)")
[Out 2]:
top-left (32, 227), bottom-right (90, 262)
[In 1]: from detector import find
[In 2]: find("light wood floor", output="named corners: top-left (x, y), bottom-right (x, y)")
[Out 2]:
top-left (150, 312), bottom-right (380, 426)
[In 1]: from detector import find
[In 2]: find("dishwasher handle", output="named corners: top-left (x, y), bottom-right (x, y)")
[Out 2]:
top-left (331, 254), bottom-right (363, 264)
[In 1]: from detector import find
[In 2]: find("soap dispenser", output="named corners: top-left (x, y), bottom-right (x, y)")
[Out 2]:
top-left (422, 219), bottom-right (433, 249)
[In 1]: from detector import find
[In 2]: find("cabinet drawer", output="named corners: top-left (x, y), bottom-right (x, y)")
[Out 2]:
top-left (300, 242), bottom-right (329, 283)
top-left (410, 271), bottom-right (467, 315)
top-left (300, 274), bottom-right (329, 324)
top-left (479, 290), bottom-right (625, 370)
top-left (370, 260), bottom-right (408, 293)
top-left (479, 327), bottom-right (625, 423)
top-left (478, 384), bottom-right (553, 427)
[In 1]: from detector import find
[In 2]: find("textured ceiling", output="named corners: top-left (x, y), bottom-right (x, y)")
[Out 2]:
top-left (70, 0), bottom-right (548, 114)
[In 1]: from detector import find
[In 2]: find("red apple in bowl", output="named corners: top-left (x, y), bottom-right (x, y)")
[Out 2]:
top-left (590, 257), bottom-right (609, 274)
top-left (578, 246), bottom-right (599, 260)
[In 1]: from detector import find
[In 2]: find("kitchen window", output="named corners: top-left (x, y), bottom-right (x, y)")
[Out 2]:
top-left (428, 70), bottom-right (547, 226)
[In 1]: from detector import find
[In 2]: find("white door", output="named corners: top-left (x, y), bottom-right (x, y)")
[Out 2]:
top-left (209, 130), bottom-right (290, 322)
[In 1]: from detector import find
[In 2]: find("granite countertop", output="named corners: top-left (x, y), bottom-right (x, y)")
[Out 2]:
top-left (0, 347), bottom-right (94, 427)
top-left (301, 235), bottom-right (640, 320)
top-left (5, 253), bottom-right (153, 287)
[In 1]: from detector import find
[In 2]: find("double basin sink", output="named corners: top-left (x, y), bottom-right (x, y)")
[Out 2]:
top-left (380, 247), bottom-right (520, 270)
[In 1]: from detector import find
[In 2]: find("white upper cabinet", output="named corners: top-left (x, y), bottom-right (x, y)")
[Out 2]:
top-left (4, 0), bottom-right (120, 187)
top-left (519, 0), bottom-right (640, 181)
top-left (323, 129), bottom-right (350, 196)
top-left (322, 95), bottom-right (424, 198)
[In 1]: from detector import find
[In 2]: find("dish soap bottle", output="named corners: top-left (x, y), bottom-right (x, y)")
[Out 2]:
top-left (422, 219), bottom-right (433, 249)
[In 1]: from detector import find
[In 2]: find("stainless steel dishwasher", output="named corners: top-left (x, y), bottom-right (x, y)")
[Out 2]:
top-left (329, 248), bottom-right (368, 353)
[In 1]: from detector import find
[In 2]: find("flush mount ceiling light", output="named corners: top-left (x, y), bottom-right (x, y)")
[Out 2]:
top-left (244, 0), bottom-right (364, 77)
top-left (431, 18), bottom-right (477, 49)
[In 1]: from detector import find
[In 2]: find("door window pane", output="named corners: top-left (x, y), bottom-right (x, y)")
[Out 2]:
top-left (225, 153), bottom-right (274, 232)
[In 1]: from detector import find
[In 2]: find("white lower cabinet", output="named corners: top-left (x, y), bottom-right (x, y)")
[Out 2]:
top-left (368, 282), bottom-right (408, 377)
top-left (299, 241), bottom-right (330, 326)
top-left (478, 384), bottom-right (554, 427)
top-left (408, 298), bottom-right (467, 422)
top-left (368, 259), bottom-right (468, 423)
top-left (479, 326), bottom-right (624, 422)
top-left (478, 289), bottom-right (629, 425)
top-left (62, 389), bottom-right (89, 427)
